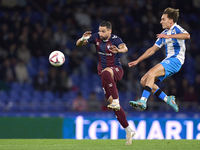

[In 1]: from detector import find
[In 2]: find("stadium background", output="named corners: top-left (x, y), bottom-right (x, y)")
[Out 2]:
top-left (0, 0), bottom-right (199, 139)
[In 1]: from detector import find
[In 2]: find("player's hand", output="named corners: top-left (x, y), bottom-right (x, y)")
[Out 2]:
top-left (156, 34), bottom-right (170, 39)
top-left (83, 31), bottom-right (92, 37)
top-left (81, 31), bottom-right (92, 42)
top-left (128, 60), bottom-right (138, 67)
top-left (109, 45), bottom-right (119, 53)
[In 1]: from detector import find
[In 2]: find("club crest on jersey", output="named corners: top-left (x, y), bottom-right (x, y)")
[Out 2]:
top-left (172, 29), bottom-right (176, 34)
top-left (107, 44), bottom-right (111, 49)
top-left (96, 42), bottom-right (99, 46)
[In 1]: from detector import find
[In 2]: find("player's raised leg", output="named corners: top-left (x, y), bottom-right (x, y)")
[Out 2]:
top-left (101, 69), bottom-right (120, 110)
top-left (152, 60), bottom-right (180, 112)
top-left (153, 87), bottom-right (179, 112)
top-left (130, 64), bottom-right (163, 110)
top-left (101, 68), bottom-right (135, 145)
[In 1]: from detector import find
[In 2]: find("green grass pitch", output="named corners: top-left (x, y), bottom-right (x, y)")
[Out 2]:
top-left (0, 139), bottom-right (199, 150)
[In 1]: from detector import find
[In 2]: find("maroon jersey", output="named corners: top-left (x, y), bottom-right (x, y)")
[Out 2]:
top-left (87, 33), bottom-right (125, 74)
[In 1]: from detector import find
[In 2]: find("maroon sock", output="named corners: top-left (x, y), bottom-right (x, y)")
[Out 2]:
top-left (113, 106), bottom-right (129, 128)
top-left (101, 71), bottom-right (118, 99)
top-left (101, 75), bottom-right (109, 99)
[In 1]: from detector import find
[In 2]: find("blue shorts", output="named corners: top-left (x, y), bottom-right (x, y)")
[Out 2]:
top-left (157, 57), bottom-right (182, 82)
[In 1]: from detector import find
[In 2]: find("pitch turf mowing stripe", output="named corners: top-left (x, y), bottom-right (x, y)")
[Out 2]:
top-left (0, 139), bottom-right (199, 150)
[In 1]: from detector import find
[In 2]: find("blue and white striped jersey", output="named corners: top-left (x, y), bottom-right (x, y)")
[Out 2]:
top-left (155, 23), bottom-right (188, 64)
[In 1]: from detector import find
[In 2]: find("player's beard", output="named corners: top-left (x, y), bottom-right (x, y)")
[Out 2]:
top-left (100, 35), bottom-right (108, 40)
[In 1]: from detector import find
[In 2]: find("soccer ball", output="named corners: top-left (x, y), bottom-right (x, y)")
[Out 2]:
top-left (49, 50), bottom-right (65, 67)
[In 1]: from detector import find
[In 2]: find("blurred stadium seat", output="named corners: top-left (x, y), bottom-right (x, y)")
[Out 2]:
top-left (0, 90), bottom-right (8, 104)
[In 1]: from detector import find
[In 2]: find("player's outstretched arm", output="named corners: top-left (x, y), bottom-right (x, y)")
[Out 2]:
top-left (109, 44), bottom-right (128, 53)
top-left (156, 33), bottom-right (190, 40)
top-left (128, 45), bottom-right (159, 67)
top-left (76, 31), bottom-right (92, 47)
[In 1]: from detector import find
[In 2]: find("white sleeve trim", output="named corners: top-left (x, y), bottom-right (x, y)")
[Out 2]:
top-left (155, 43), bottom-right (162, 48)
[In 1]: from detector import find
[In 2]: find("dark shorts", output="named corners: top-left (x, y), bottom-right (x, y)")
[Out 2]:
top-left (100, 66), bottom-right (123, 82)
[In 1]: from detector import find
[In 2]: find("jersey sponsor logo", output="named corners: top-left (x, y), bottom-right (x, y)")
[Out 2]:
top-left (163, 40), bottom-right (176, 45)
top-left (98, 51), bottom-right (112, 56)
top-left (96, 42), bottom-right (99, 46)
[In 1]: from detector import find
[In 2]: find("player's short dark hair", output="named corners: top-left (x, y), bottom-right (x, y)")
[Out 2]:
top-left (163, 7), bottom-right (179, 23)
top-left (100, 21), bottom-right (112, 30)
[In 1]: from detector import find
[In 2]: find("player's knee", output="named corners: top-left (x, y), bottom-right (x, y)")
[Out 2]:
top-left (101, 70), bottom-right (111, 80)
top-left (107, 96), bottom-right (113, 103)
top-left (140, 77), bottom-right (146, 87)
top-left (146, 70), bottom-right (155, 79)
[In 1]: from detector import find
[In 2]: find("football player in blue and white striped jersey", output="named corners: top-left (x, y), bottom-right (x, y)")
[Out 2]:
top-left (129, 7), bottom-right (190, 112)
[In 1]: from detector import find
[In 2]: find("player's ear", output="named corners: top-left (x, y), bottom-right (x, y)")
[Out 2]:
top-left (169, 18), bottom-right (173, 24)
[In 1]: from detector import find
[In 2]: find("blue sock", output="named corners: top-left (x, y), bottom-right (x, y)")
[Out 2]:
top-left (154, 88), bottom-right (167, 101)
top-left (141, 86), bottom-right (152, 100)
